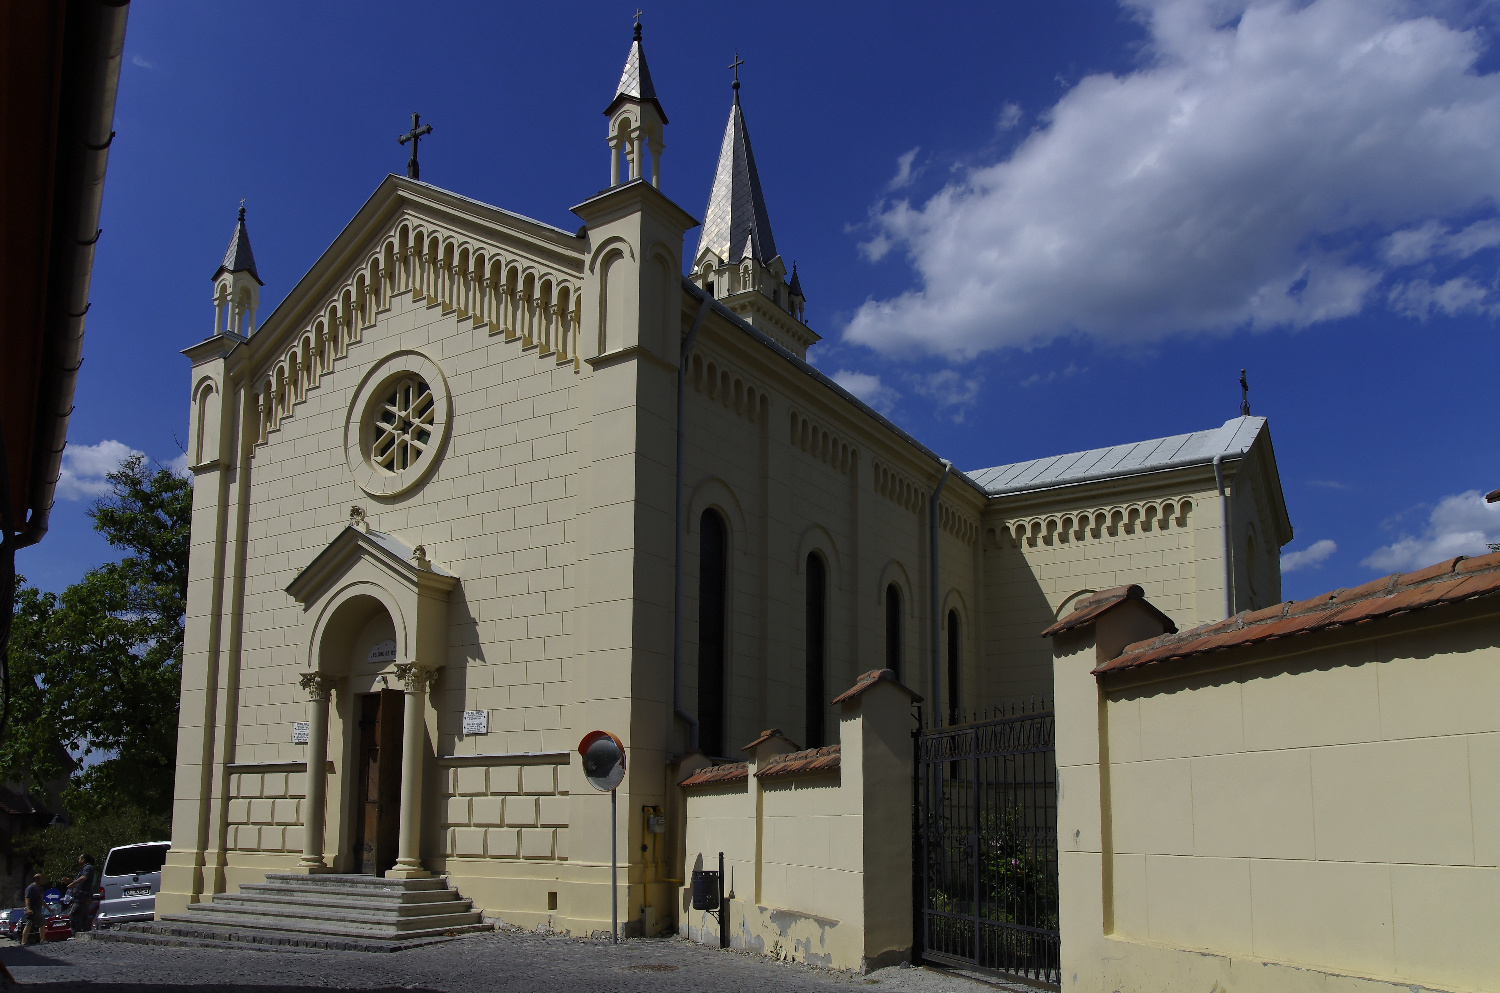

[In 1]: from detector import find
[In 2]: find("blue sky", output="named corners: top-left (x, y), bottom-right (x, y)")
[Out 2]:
top-left (19, 0), bottom-right (1500, 604)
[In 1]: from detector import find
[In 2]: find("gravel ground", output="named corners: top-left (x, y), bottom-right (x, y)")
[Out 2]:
top-left (0, 929), bottom-right (1037, 993)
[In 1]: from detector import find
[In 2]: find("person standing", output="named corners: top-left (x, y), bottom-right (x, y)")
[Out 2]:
top-left (67, 853), bottom-right (97, 934)
top-left (20, 873), bottom-right (47, 945)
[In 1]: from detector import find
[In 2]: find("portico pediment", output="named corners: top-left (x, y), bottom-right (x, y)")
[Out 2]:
top-left (287, 526), bottom-right (457, 675)
top-left (286, 526), bottom-right (456, 608)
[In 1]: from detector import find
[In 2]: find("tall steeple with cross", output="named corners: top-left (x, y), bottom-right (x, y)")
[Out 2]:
top-left (604, 12), bottom-right (667, 188)
top-left (690, 53), bottom-right (814, 355)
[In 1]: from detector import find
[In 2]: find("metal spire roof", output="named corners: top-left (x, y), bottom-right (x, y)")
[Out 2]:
top-left (695, 83), bottom-right (777, 266)
top-left (969, 416), bottom-right (1269, 495)
top-left (214, 206), bottom-right (262, 285)
top-left (788, 261), bottom-right (804, 300)
top-left (604, 18), bottom-right (667, 123)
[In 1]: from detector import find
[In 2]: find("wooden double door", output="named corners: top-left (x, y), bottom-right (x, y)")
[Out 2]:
top-left (351, 689), bottom-right (404, 875)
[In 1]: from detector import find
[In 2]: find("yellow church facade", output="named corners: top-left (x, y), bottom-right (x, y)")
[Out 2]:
top-left (158, 24), bottom-right (1292, 943)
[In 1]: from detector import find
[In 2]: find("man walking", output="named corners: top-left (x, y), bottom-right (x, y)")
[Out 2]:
top-left (20, 873), bottom-right (47, 945)
top-left (66, 853), bottom-right (97, 934)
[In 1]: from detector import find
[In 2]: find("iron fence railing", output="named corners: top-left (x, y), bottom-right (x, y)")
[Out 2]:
top-left (915, 701), bottom-right (1059, 989)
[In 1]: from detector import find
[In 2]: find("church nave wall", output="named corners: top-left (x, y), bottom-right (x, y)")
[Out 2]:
top-left (978, 480), bottom-right (1223, 705)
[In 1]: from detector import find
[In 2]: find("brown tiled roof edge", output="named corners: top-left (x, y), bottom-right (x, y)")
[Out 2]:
top-left (831, 667), bottom-right (923, 705)
top-left (741, 728), bottom-right (800, 752)
top-left (1041, 584), bottom-right (1178, 638)
top-left (1096, 550), bottom-right (1500, 676)
top-left (679, 761), bottom-right (749, 788)
top-left (756, 744), bottom-right (840, 779)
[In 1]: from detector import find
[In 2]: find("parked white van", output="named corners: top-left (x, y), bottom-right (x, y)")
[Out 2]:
top-left (96, 842), bottom-right (170, 925)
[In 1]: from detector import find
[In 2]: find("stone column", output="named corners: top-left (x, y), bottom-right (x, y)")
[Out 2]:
top-left (388, 662), bottom-right (440, 878)
top-left (297, 672), bottom-right (337, 872)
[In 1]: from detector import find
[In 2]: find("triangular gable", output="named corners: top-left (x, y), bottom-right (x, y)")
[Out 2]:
top-left (286, 526), bottom-right (456, 608)
top-left (240, 174), bottom-right (584, 378)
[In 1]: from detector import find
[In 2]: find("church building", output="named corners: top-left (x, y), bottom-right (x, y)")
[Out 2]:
top-left (159, 22), bottom-right (1292, 939)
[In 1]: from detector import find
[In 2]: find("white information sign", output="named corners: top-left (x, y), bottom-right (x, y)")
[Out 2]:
top-left (368, 639), bottom-right (398, 665)
top-left (462, 710), bottom-right (489, 735)
top-left (292, 721), bottom-right (310, 744)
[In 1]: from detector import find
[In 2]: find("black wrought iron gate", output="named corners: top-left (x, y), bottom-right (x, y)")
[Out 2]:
top-left (914, 703), bottom-right (1060, 988)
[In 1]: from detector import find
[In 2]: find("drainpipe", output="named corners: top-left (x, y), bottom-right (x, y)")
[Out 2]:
top-left (1214, 454), bottom-right (1234, 620)
top-left (929, 460), bottom-right (952, 721)
top-left (673, 295), bottom-right (715, 753)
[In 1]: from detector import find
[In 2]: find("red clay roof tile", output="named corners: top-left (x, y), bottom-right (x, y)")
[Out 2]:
top-left (741, 729), bottom-right (800, 752)
top-left (831, 668), bottom-right (923, 705)
top-left (1334, 575), bottom-right (1397, 603)
top-left (1458, 550), bottom-right (1500, 574)
top-left (1396, 557), bottom-right (1464, 587)
top-left (1092, 552), bottom-right (1500, 677)
top-left (1040, 584), bottom-right (1178, 638)
top-left (679, 762), bottom-right (749, 788)
top-left (756, 744), bottom-right (841, 779)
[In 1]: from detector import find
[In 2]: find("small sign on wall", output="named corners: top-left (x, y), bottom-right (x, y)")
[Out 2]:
top-left (292, 722), bottom-right (310, 744)
top-left (368, 639), bottom-right (397, 665)
top-left (462, 710), bottom-right (489, 735)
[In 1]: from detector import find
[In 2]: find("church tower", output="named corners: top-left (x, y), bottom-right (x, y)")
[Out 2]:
top-left (690, 66), bottom-right (816, 358)
top-left (211, 206), bottom-right (262, 337)
top-left (604, 16), bottom-right (666, 188)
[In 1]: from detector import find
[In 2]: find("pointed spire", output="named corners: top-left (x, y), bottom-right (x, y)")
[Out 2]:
top-left (695, 67), bottom-right (777, 267)
top-left (214, 205), bottom-right (262, 286)
top-left (605, 14), bottom-right (667, 124)
top-left (788, 261), bottom-right (804, 300)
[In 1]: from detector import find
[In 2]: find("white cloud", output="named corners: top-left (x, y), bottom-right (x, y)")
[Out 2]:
top-left (888, 148), bottom-right (922, 191)
top-left (845, 0), bottom-right (1500, 358)
top-left (1362, 490), bottom-right (1500, 572)
top-left (56, 440), bottom-right (142, 501)
top-left (1281, 538), bottom-right (1337, 572)
top-left (831, 369), bottom-right (900, 414)
top-left (1020, 361), bottom-right (1082, 387)
top-left (167, 452), bottom-right (191, 479)
top-left (997, 102), bottom-right (1024, 131)
top-left (911, 369), bottom-right (982, 422)
top-left (131, 54), bottom-right (154, 69)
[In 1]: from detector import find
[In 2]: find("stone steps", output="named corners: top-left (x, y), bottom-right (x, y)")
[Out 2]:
top-left (107, 872), bottom-right (493, 952)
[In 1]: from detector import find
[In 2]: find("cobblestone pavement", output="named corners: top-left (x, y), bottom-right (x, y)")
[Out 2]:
top-left (0, 929), bottom-right (1029, 993)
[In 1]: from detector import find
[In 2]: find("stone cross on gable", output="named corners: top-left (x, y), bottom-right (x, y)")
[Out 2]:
top-left (398, 112), bottom-right (433, 181)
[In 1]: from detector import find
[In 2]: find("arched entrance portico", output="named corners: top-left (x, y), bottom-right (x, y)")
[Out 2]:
top-left (285, 526), bottom-right (457, 878)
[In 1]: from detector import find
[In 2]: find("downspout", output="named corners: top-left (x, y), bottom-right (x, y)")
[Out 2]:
top-left (673, 295), bottom-right (714, 753)
top-left (929, 460), bottom-right (952, 721)
top-left (1214, 454), bottom-right (1233, 620)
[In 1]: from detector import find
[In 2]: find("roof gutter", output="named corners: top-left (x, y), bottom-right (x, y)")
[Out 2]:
top-left (17, 0), bottom-right (129, 550)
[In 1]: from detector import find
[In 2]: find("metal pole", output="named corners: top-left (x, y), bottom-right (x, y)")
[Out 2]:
top-left (611, 787), bottom-right (618, 944)
top-left (718, 851), bottom-right (727, 948)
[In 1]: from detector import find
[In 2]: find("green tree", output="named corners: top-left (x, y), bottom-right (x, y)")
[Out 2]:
top-left (0, 454), bottom-right (190, 821)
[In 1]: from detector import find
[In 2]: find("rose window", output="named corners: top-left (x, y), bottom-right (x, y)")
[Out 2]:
top-left (371, 377), bottom-right (435, 472)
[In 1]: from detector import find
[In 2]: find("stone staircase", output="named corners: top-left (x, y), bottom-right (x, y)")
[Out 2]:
top-left (95, 873), bottom-right (493, 952)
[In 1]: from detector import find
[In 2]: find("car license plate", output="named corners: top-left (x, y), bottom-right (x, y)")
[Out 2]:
top-left (124, 886), bottom-right (150, 896)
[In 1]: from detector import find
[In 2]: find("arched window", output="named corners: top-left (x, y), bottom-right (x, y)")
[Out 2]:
top-left (946, 609), bottom-right (961, 722)
top-left (805, 553), bottom-right (827, 748)
top-left (885, 583), bottom-right (902, 679)
top-left (698, 510), bottom-right (728, 756)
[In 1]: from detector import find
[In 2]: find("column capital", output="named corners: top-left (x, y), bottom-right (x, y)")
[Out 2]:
top-left (394, 662), bottom-right (440, 694)
top-left (298, 671), bottom-right (337, 701)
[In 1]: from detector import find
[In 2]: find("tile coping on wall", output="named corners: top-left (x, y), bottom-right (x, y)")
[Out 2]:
top-left (1040, 584), bottom-right (1178, 638)
top-left (1092, 549), bottom-right (1500, 675)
